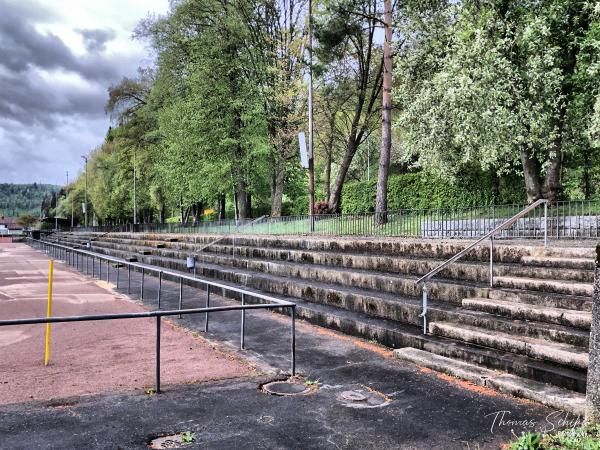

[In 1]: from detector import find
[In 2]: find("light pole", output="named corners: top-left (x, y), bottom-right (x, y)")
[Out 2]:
top-left (133, 148), bottom-right (137, 225)
top-left (81, 155), bottom-right (88, 228)
top-left (307, 0), bottom-right (315, 230)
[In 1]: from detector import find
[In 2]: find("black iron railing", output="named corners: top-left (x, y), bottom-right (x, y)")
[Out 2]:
top-left (12, 238), bottom-right (297, 393)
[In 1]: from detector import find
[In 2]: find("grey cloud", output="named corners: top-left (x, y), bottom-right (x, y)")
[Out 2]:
top-left (0, 0), bottom-right (151, 183)
top-left (76, 28), bottom-right (116, 53)
top-left (0, 70), bottom-right (109, 128)
top-left (0, 0), bottom-right (140, 129)
top-left (0, 0), bottom-right (119, 82)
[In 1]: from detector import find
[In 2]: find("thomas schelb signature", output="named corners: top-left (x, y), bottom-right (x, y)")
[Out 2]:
top-left (485, 410), bottom-right (583, 434)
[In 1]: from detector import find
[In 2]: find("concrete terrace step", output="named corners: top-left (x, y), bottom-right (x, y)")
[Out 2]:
top-left (84, 231), bottom-right (598, 263)
top-left (74, 233), bottom-right (596, 282)
top-left (521, 255), bottom-right (596, 270)
top-left (489, 288), bottom-right (592, 312)
top-left (198, 243), bottom-right (594, 283)
top-left (53, 239), bottom-right (590, 348)
top-left (494, 276), bottom-right (593, 297)
top-left (55, 234), bottom-right (594, 299)
top-left (39, 238), bottom-right (589, 393)
top-left (429, 321), bottom-right (589, 370)
top-left (292, 300), bottom-right (587, 394)
top-left (393, 348), bottom-right (585, 415)
top-left (462, 297), bottom-right (591, 330)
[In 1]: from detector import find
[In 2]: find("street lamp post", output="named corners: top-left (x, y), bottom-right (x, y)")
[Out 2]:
top-left (307, 0), bottom-right (315, 231)
top-left (81, 155), bottom-right (88, 228)
top-left (133, 148), bottom-right (137, 226)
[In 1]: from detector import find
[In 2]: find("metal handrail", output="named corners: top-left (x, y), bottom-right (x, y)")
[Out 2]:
top-left (415, 198), bottom-right (549, 334)
top-left (32, 237), bottom-right (292, 306)
top-left (21, 237), bottom-right (298, 393)
top-left (195, 215), bottom-right (267, 255)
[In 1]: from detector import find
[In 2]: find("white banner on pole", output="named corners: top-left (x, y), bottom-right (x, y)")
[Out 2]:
top-left (298, 132), bottom-right (309, 169)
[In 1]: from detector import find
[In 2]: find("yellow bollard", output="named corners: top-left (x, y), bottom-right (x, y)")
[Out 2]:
top-left (44, 260), bottom-right (54, 366)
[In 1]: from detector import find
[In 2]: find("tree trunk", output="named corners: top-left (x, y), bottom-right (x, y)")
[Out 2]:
top-left (542, 150), bottom-right (562, 203)
top-left (328, 141), bottom-right (357, 212)
top-left (375, 0), bottom-right (393, 225)
top-left (583, 150), bottom-right (591, 200)
top-left (235, 178), bottom-right (249, 219)
top-left (520, 150), bottom-right (543, 203)
top-left (218, 194), bottom-right (226, 220)
top-left (270, 159), bottom-right (285, 217)
top-left (324, 149), bottom-right (331, 201)
top-left (179, 193), bottom-right (184, 223)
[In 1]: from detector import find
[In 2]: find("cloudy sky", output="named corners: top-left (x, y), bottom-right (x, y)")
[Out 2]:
top-left (0, 0), bottom-right (170, 185)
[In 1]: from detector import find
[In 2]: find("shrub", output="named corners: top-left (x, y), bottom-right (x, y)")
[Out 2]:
top-left (340, 172), bottom-right (526, 213)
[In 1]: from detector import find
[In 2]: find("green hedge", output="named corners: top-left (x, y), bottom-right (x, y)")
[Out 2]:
top-left (340, 172), bottom-right (526, 213)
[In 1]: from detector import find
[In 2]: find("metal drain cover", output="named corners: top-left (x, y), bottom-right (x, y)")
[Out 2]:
top-left (148, 433), bottom-right (194, 449)
top-left (262, 380), bottom-right (311, 396)
top-left (337, 386), bottom-right (391, 409)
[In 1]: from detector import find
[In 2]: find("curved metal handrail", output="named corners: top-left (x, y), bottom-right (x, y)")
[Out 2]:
top-left (416, 198), bottom-right (549, 334)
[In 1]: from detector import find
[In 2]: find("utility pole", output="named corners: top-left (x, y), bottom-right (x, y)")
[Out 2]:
top-left (81, 155), bottom-right (88, 227)
top-left (308, 0), bottom-right (315, 230)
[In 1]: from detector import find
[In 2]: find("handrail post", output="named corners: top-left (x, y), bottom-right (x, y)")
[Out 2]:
top-left (240, 293), bottom-right (245, 349)
top-left (205, 285), bottom-right (210, 332)
top-left (178, 278), bottom-right (183, 319)
top-left (291, 305), bottom-right (296, 376)
top-left (157, 271), bottom-right (162, 309)
top-left (489, 236), bottom-right (494, 288)
top-left (420, 284), bottom-right (428, 334)
top-left (156, 315), bottom-right (161, 393)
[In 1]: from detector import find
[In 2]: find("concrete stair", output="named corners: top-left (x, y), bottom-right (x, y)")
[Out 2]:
top-left (42, 231), bottom-right (595, 413)
top-left (393, 348), bottom-right (586, 415)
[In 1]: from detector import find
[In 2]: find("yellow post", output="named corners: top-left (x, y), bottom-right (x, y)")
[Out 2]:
top-left (44, 260), bottom-right (54, 366)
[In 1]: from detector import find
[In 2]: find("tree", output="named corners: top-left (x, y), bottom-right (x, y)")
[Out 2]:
top-left (375, 0), bottom-right (392, 224)
top-left (16, 214), bottom-right (38, 229)
top-left (316, 0), bottom-right (384, 212)
top-left (395, 0), bottom-right (600, 203)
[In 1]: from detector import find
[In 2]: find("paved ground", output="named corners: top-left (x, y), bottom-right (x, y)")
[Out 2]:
top-left (0, 242), bottom-right (566, 449)
top-left (0, 243), bottom-right (251, 404)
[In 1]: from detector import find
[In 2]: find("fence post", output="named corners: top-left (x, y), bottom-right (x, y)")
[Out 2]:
top-left (240, 293), bottom-right (245, 349)
top-left (44, 260), bottom-right (54, 366)
top-left (291, 305), bottom-right (296, 376)
top-left (544, 201), bottom-right (548, 247)
top-left (157, 271), bottom-right (162, 309)
top-left (205, 285), bottom-right (210, 332)
top-left (420, 284), bottom-right (428, 334)
top-left (489, 237), bottom-right (494, 288)
top-left (178, 278), bottom-right (183, 319)
top-left (156, 315), bottom-right (161, 393)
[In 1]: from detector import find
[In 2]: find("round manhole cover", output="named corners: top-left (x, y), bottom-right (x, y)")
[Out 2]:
top-left (148, 432), bottom-right (195, 449)
top-left (341, 391), bottom-right (367, 402)
top-left (261, 380), bottom-right (312, 396)
top-left (337, 386), bottom-right (391, 409)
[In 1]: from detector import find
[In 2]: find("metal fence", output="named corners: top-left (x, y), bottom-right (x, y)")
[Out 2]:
top-left (12, 238), bottom-right (296, 393)
top-left (65, 199), bottom-right (600, 240)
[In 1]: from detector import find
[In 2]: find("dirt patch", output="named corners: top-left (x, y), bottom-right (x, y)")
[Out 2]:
top-left (0, 243), bottom-right (253, 405)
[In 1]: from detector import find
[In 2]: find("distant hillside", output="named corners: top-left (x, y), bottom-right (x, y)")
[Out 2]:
top-left (0, 183), bottom-right (60, 217)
